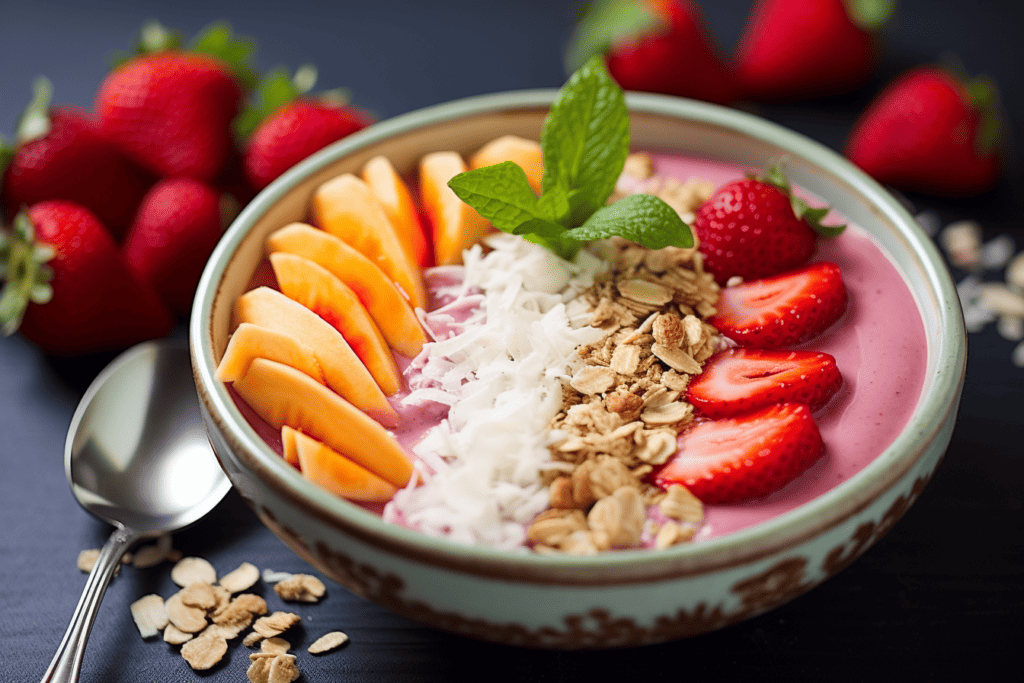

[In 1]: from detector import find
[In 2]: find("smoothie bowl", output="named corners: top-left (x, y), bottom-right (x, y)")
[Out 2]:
top-left (190, 66), bottom-right (965, 647)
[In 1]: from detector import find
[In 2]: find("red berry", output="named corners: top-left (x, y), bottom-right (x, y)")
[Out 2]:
top-left (1, 202), bottom-right (173, 355)
top-left (122, 177), bottom-right (234, 316)
top-left (709, 261), bottom-right (848, 349)
top-left (686, 348), bottom-right (843, 419)
top-left (243, 99), bottom-right (371, 191)
top-left (567, 0), bottom-right (736, 105)
top-left (693, 176), bottom-right (818, 283)
top-left (734, 0), bottom-right (887, 101)
top-left (845, 66), bottom-right (1003, 196)
top-left (1, 82), bottom-right (152, 239)
top-left (653, 403), bottom-right (825, 504)
top-left (95, 52), bottom-right (243, 181)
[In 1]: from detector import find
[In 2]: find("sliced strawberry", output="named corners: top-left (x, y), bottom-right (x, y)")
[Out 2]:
top-left (686, 348), bottom-right (842, 418)
top-left (709, 261), bottom-right (847, 348)
top-left (652, 403), bottom-right (825, 504)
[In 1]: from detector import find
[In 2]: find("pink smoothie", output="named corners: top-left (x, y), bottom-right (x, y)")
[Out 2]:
top-left (231, 152), bottom-right (929, 545)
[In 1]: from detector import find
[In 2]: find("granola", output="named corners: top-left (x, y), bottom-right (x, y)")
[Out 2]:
top-left (533, 228), bottom-right (717, 555)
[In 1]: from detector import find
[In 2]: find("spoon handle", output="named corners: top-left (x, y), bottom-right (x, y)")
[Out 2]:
top-left (41, 526), bottom-right (141, 683)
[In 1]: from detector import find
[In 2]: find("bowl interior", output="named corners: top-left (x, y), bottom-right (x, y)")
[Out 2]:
top-left (192, 91), bottom-right (965, 577)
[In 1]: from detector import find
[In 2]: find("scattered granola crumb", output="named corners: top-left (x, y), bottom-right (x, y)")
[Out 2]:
top-left (77, 549), bottom-right (100, 573)
top-left (129, 594), bottom-right (168, 639)
top-left (261, 637), bottom-right (291, 654)
top-left (170, 556), bottom-right (218, 587)
top-left (253, 611), bottom-right (302, 639)
top-left (163, 623), bottom-right (194, 645)
top-left (165, 590), bottom-right (208, 633)
top-left (308, 631), bottom-right (349, 654)
top-left (274, 574), bottom-right (326, 603)
top-left (180, 581), bottom-right (219, 610)
top-left (219, 561), bottom-right (261, 593)
top-left (243, 630), bottom-right (264, 647)
top-left (262, 569), bottom-right (294, 584)
top-left (132, 535), bottom-right (173, 568)
top-left (180, 633), bottom-right (228, 670)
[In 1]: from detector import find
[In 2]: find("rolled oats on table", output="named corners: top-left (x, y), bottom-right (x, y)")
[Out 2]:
top-left (274, 573), bottom-right (327, 602)
top-left (308, 631), bottom-right (350, 654)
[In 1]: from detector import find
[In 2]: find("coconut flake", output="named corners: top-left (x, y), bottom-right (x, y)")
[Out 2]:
top-left (384, 234), bottom-right (606, 549)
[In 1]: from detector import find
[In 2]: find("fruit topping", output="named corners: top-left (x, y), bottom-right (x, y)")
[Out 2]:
top-left (652, 403), bottom-right (825, 504)
top-left (232, 286), bottom-right (397, 426)
top-left (282, 426), bottom-right (398, 503)
top-left (419, 151), bottom-right (492, 267)
top-left (310, 173), bottom-right (426, 309)
top-left (265, 222), bottom-right (428, 358)
top-left (686, 348), bottom-right (842, 419)
top-left (692, 166), bottom-right (844, 284)
top-left (709, 261), bottom-right (847, 349)
top-left (469, 135), bottom-right (543, 195)
top-left (231, 358), bottom-right (411, 487)
top-left (362, 155), bottom-right (432, 268)
top-left (215, 322), bottom-right (325, 386)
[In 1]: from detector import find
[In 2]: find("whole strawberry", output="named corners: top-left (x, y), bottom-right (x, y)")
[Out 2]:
top-left (845, 66), bottom-right (1003, 196)
top-left (734, 0), bottom-right (891, 101)
top-left (1, 78), bottom-right (152, 239)
top-left (122, 177), bottom-right (237, 316)
top-left (243, 99), bottom-right (371, 191)
top-left (693, 167), bottom-right (844, 284)
top-left (565, 0), bottom-right (736, 105)
top-left (0, 202), bottom-right (173, 355)
top-left (95, 51), bottom-right (243, 181)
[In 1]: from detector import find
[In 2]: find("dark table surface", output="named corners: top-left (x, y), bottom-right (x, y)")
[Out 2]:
top-left (1, 1), bottom-right (1022, 681)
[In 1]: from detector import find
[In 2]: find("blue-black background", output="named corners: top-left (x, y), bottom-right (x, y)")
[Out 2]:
top-left (1, 1), bottom-right (1022, 681)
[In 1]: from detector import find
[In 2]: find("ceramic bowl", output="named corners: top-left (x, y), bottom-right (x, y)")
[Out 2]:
top-left (190, 91), bottom-right (966, 648)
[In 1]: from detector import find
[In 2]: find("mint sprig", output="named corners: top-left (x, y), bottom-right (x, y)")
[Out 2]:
top-left (447, 56), bottom-right (692, 261)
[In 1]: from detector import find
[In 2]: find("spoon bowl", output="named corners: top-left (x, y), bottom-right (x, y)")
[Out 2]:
top-left (42, 338), bottom-right (231, 682)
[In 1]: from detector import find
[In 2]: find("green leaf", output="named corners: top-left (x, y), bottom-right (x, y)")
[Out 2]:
top-left (0, 211), bottom-right (54, 336)
top-left (189, 21), bottom-right (260, 89)
top-left (559, 194), bottom-right (694, 250)
top-left (448, 162), bottom-right (563, 238)
top-left (791, 197), bottom-right (846, 237)
top-left (844, 0), bottom-right (895, 31)
top-left (563, 0), bottom-right (664, 74)
top-left (540, 56), bottom-right (629, 217)
top-left (16, 77), bottom-right (53, 145)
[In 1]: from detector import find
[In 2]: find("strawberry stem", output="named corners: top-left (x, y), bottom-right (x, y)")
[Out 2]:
top-left (16, 77), bottom-right (53, 145)
top-left (0, 211), bottom-right (55, 336)
top-left (564, 0), bottom-right (665, 74)
top-left (844, 0), bottom-right (895, 32)
top-left (754, 164), bottom-right (846, 238)
top-left (233, 64), bottom-right (343, 141)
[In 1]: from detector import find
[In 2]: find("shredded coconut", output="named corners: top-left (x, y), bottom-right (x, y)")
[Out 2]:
top-left (382, 234), bottom-right (607, 550)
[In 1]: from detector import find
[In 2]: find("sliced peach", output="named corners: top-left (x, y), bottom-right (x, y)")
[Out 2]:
top-left (310, 173), bottom-right (426, 309)
top-left (280, 424), bottom-right (300, 466)
top-left (470, 135), bottom-right (543, 195)
top-left (233, 358), bottom-right (412, 487)
top-left (216, 322), bottom-right (325, 385)
top-left (266, 223), bottom-right (428, 358)
top-left (282, 426), bottom-right (398, 503)
top-left (420, 151), bottom-right (493, 266)
top-left (269, 251), bottom-right (401, 396)
top-left (362, 155), bottom-right (432, 268)
top-left (233, 286), bottom-right (397, 426)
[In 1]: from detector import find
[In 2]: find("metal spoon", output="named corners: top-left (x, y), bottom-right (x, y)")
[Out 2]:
top-left (41, 338), bottom-right (231, 683)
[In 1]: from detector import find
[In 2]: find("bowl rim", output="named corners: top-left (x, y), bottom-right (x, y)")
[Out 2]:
top-left (191, 89), bottom-right (966, 579)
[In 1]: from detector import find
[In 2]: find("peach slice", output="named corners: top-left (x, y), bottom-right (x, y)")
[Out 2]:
top-left (282, 426), bottom-right (398, 503)
top-left (362, 155), bottom-right (432, 268)
top-left (419, 151), bottom-right (493, 266)
top-left (232, 358), bottom-right (413, 487)
top-left (269, 251), bottom-right (401, 396)
top-left (233, 286), bottom-right (397, 427)
top-left (310, 173), bottom-right (427, 309)
top-left (470, 135), bottom-right (543, 195)
top-left (280, 423), bottom-right (300, 466)
top-left (266, 223), bottom-right (428, 358)
top-left (215, 322), bottom-right (325, 385)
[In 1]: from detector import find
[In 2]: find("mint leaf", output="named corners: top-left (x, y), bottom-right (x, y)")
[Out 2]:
top-left (448, 162), bottom-right (563, 238)
top-left (540, 56), bottom-right (629, 220)
top-left (558, 194), bottom-right (693, 252)
top-left (564, 0), bottom-right (664, 74)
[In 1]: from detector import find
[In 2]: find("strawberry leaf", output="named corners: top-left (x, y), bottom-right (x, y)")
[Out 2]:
top-left (844, 0), bottom-right (895, 32)
top-left (233, 64), bottom-right (327, 140)
top-left (16, 77), bottom-right (53, 145)
top-left (0, 211), bottom-right (55, 336)
top-left (564, 0), bottom-right (665, 74)
top-left (756, 164), bottom-right (845, 237)
top-left (188, 21), bottom-right (260, 90)
top-left (965, 74), bottom-right (1004, 155)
